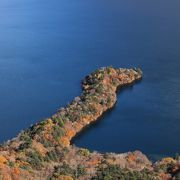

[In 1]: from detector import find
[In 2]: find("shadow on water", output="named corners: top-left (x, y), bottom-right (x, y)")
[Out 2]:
top-left (71, 80), bottom-right (142, 148)
top-left (71, 105), bottom-right (115, 146)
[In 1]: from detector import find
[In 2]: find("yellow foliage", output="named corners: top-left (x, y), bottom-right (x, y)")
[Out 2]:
top-left (43, 118), bottom-right (54, 131)
top-left (47, 118), bottom-right (53, 125)
top-left (16, 160), bottom-right (30, 167)
top-left (57, 175), bottom-right (74, 180)
top-left (97, 74), bottom-right (102, 79)
top-left (162, 157), bottom-right (175, 164)
top-left (83, 85), bottom-right (89, 90)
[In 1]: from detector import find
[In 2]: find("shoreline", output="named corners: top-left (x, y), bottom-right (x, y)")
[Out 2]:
top-left (0, 67), bottom-right (179, 179)
top-left (70, 81), bottom-right (141, 148)
top-left (58, 67), bottom-right (142, 147)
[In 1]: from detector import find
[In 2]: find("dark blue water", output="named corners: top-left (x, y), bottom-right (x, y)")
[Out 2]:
top-left (0, 0), bottom-right (180, 159)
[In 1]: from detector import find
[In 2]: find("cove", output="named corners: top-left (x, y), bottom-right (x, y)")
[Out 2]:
top-left (73, 79), bottom-right (180, 160)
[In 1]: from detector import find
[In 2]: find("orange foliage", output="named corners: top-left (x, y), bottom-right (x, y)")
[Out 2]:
top-left (60, 137), bottom-right (70, 147)
top-left (32, 141), bottom-right (47, 156)
top-left (81, 115), bottom-right (92, 124)
top-left (73, 122), bottom-right (83, 131)
top-left (44, 133), bottom-right (56, 144)
top-left (66, 130), bottom-right (75, 139)
top-left (86, 159), bottom-right (100, 166)
top-left (116, 74), bottom-right (127, 81)
top-left (2, 174), bottom-right (12, 180)
top-left (57, 175), bottom-right (74, 180)
top-left (127, 154), bottom-right (137, 162)
top-left (0, 155), bottom-right (7, 164)
top-left (13, 167), bottom-right (20, 175)
top-left (11, 167), bottom-right (21, 180)
top-left (159, 173), bottom-right (171, 180)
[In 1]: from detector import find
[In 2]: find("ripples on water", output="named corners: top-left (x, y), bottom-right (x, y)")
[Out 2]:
top-left (0, 0), bottom-right (180, 159)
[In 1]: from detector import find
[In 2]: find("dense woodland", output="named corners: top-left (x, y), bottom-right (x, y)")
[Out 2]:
top-left (0, 67), bottom-right (179, 179)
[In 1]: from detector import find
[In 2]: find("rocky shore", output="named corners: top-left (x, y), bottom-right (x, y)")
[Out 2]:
top-left (0, 67), bottom-right (179, 180)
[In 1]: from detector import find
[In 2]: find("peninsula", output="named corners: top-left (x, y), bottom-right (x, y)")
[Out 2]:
top-left (0, 67), bottom-right (179, 179)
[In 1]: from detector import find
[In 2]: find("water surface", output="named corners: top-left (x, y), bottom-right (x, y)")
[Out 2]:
top-left (0, 0), bottom-right (180, 159)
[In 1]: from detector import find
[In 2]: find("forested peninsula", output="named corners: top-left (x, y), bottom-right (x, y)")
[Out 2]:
top-left (0, 67), bottom-right (179, 179)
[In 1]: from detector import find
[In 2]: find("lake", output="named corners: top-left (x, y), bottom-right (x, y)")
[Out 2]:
top-left (0, 0), bottom-right (180, 159)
